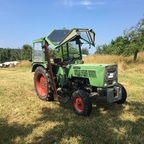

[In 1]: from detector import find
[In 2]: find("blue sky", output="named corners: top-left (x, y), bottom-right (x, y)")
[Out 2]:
top-left (0, 0), bottom-right (143, 53)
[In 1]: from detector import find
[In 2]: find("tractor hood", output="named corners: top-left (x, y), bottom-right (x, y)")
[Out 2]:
top-left (68, 64), bottom-right (118, 87)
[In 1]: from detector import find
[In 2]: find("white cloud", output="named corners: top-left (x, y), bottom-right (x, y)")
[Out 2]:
top-left (61, 0), bottom-right (106, 8)
top-left (80, 0), bottom-right (92, 6)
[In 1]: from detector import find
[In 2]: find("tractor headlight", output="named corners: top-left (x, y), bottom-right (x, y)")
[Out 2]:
top-left (104, 65), bottom-right (118, 86)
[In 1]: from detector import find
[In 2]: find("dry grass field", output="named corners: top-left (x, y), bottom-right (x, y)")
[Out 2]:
top-left (0, 54), bottom-right (144, 144)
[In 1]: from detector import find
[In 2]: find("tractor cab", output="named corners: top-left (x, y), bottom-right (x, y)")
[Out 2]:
top-left (48, 29), bottom-right (95, 66)
top-left (32, 28), bottom-right (95, 71)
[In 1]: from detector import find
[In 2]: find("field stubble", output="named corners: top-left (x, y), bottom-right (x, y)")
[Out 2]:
top-left (0, 54), bottom-right (144, 144)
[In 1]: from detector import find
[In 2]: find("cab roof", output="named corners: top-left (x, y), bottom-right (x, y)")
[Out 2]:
top-left (34, 28), bottom-right (95, 49)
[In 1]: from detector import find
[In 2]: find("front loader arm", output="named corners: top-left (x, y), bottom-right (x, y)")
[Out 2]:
top-left (44, 44), bottom-right (58, 100)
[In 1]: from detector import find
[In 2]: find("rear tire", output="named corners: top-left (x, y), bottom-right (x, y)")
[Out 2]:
top-left (34, 66), bottom-right (54, 101)
top-left (71, 90), bottom-right (92, 116)
top-left (116, 83), bottom-right (127, 104)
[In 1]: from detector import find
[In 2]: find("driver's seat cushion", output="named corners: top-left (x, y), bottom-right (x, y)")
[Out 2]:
top-left (53, 58), bottom-right (66, 68)
top-left (53, 58), bottom-right (61, 63)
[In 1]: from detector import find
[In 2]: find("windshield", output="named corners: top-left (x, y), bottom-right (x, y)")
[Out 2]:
top-left (62, 41), bottom-right (80, 60)
top-left (79, 30), bottom-right (95, 45)
top-left (80, 32), bottom-right (91, 42)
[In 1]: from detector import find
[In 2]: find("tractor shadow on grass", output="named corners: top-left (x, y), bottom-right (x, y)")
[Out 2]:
top-left (0, 118), bottom-right (39, 144)
top-left (32, 99), bottom-right (144, 144)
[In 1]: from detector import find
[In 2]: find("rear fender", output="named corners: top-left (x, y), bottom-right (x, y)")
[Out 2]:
top-left (32, 64), bottom-right (46, 72)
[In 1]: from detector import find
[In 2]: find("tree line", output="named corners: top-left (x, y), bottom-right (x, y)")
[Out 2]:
top-left (95, 18), bottom-right (144, 62)
top-left (0, 44), bottom-right (32, 63)
top-left (0, 44), bottom-right (89, 63)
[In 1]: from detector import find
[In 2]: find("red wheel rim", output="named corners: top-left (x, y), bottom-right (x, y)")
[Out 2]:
top-left (36, 73), bottom-right (48, 96)
top-left (74, 97), bottom-right (84, 112)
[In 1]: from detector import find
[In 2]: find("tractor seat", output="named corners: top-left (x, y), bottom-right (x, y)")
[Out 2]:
top-left (53, 58), bottom-right (66, 68)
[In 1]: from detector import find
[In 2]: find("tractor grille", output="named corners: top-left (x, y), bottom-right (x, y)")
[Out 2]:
top-left (104, 65), bottom-right (118, 86)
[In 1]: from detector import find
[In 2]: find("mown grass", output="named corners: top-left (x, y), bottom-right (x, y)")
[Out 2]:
top-left (0, 54), bottom-right (144, 144)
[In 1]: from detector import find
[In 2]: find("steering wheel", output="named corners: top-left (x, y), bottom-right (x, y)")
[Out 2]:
top-left (63, 57), bottom-right (74, 64)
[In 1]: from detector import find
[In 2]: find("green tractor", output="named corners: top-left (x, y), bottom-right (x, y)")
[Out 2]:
top-left (31, 28), bottom-right (127, 116)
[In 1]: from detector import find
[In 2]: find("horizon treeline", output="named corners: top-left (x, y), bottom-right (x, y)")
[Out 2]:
top-left (0, 44), bottom-right (32, 63)
top-left (95, 18), bottom-right (144, 62)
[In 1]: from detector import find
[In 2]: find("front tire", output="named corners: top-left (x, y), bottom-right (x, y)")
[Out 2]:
top-left (116, 83), bottom-right (127, 104)
top-left (71, 90), bottom-right (92, 116)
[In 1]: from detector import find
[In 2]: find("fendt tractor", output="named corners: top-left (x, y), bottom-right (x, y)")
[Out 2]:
top-left (31, 28), bottom-right (127, 116)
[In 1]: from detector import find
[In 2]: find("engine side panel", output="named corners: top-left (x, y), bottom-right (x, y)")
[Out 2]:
top-left (68, 64), bottom-right (107, 87)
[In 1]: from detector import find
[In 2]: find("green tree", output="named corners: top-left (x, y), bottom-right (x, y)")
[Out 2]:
top-left (81, 48), bottom-right (89, 55)
top-left (11, 49), bottom-right (21, 61)
top-left (95, 44), bottom-right (110, 55)
top-left (21, 44), bottom-right (32, 60)
top-left (95, 18), bottom-right (144, 61)
top-left (95, 45), bottom-right (103, 54)
top-left (0, 48), bottom-right (11, 63)
top-left (49, 48), bottom-right (57, 58)
top-left (124, 18), bottom-right (144, 62)
top-left (110, 36), bottom-right (124, 55)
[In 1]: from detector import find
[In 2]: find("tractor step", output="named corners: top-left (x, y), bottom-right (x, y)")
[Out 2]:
top-left (57, 89), bottom-right (70, 103)
top-left (58, 95), bottom-right (70, 103)
top-left (89, 92), bottom-right (98, 97)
